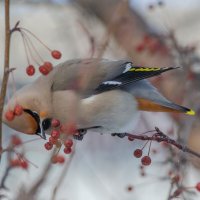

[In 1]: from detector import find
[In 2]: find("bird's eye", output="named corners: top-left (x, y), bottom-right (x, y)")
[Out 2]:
top-left (42, 118), bottom-right (51, 130)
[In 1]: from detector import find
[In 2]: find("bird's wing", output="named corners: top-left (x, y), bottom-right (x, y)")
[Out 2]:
top-left (95, 63), bottom-right (179, 93)
top-left (50, 58), bottom-right (130, 96)
top-left (50, 58), bottom-right (178, 96)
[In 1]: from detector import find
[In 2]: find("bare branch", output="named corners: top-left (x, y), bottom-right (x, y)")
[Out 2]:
top-left (51, 151), bottom-right (75, 200)
top-left (0, 0), bottom-right (11, 162)
top-left (112, 127), bottom-right (200, 159)
top-left (0, 166), bottom-right (12, 190)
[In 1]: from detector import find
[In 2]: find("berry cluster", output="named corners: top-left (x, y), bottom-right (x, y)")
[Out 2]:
top-left (44, 119), bottom-right (75, 163)
top-left (5, 104), bottom-right (23, 121)
top-left (10, 158), bottom-right (28, 169)
top-left (12, 23), bottom-right (62, 76)
top-left (134, 1), bottom-right (170, 56)
top-left (135, 35), bottom-right (168, 55)
top-left (8, 135), bottom-right (29, 169)
top-left (133, 148), bottom-right (152, 166)
top-left (133, 139), bottom-right (152, 166)
top-left (169, 181), bottom-right (200, 198)
top-left (11, 135), bottom-right (22, 146)
top-left (60, 121), bottom-right (77, 135)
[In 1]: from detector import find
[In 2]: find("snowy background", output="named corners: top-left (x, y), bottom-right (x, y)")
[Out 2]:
top-left (1, 0), bottom-right (200, 200)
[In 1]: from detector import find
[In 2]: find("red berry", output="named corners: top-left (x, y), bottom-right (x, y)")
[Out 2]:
top-left (51, 130), bottom-right (60, 139)
top-left (143, 35), bottom-right (152, 44)
top-left (43, 61), bottom-right (53, 72)
top-left (10, 159), bottom-right (20, 167)
top-left (141, 156), bottom-right (151, 166)
top-left (44, 142), bottom-right (53, 150)
top-left (39, 65), bottom-right (49, 75)
top-left (11, 135), bottom-right (22, 146)
top-left (128, 136), bottom-right (134, 141)
top-left (64, 147), bottom-right (72, 154)
top-left (148, 41), bottom-right (160, 54)
top-left (196, 182), bottom-right (200, 192)
top-left (64, 139), bottom-right (73, 148)
top-left (26, 65), bottom-right (35, 76)
top-left (5, 110), bottom-right (15, 121)
top-left (135, 43), bottom-right (145, 52)
top-left (57, 155), bottom-right (65, 163)
top-left (52, 155), bottom-right (65, 164)
top-left (133, 149), bottom-right (143, 158)
top-left (51, 119), bottom-right (60, 127)
top-left (20, 160), bottom-right (28, 169)
top-left (126, 185), bottom-right (133, 192)
top-left (49, 136), bottom-right (57, 145)
top-left (63, 121), bottom-right (77, 135)
top-left (51, 50), bottom-right (62, 59)
top-left (14, 104), bottom-right (23, 116)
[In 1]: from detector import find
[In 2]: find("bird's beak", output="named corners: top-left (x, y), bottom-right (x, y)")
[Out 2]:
top-left (37, 111), bottom-right (48, 140)
top-left (37, 121), bottom-right (47, 140)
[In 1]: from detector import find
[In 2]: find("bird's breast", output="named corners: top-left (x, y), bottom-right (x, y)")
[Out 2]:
top-left (79, 90), bottom-right (139, 133)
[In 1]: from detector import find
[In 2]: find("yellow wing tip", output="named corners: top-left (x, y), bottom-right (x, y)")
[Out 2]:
top-left (186, 109), bottom-right (195, 115)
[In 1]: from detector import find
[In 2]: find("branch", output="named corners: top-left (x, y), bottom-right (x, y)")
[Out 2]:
top-left (51, 151), bottom-right (75, 200)
top-left (0, 166), bottom-right (12, 190)
top-left (112, 127), bottom-right (200, 159)
top-left (0, 0), bottom-right (11, 159)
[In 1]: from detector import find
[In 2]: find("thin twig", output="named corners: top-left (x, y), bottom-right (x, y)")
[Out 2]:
top-left (0, 166), bottom-right (12, 190)
top-left (15, 149), bottom-right (56, 200)
top-left (51, 150), bottom-right (75, 200)
top-left (25, 149), bottom-right (56, 198)
top-left (0, 0), bottom-right (11, 162)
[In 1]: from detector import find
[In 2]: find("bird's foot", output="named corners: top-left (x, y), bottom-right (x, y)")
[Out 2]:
top-left (111, 133), bottom-right (127, 138)
top-left (73, 129), bottom-right (87, 141)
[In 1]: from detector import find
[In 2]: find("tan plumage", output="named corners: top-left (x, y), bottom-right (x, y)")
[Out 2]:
top-left (3, 59), bottom-right (195, 137)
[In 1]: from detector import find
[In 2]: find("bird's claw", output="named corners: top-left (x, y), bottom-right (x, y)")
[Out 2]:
top-left (111, 133), bottom-right (127, 138)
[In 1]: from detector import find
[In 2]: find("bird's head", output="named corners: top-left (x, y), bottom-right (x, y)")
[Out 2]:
top-left (3, 85), bottom-right (52, 139)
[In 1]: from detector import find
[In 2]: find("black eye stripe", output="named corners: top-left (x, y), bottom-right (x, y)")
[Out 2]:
top-left (23, 109), bottom-right (51, 135)
top-left (42, 118), bottom-right (51, 130)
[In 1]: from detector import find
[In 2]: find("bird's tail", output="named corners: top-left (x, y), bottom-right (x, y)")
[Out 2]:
top-left (137, 98), bottom-right (195, 115)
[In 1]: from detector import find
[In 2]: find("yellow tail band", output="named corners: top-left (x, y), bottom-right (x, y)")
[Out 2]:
top-left (186, 109), bottom-right (195, 115)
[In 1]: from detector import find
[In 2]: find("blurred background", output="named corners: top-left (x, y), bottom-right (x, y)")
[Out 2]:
top-left (1, 0), bottom-right (200, 199)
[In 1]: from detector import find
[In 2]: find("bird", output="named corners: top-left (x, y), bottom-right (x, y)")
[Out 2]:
top-left (3, 58), bottom-right (195, 140)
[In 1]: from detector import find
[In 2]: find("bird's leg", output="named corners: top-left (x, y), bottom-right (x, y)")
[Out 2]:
top-left (73, 126), bottom-right (101, 141)
top-left (73, 129), bottom-right (87, 141)
top-left (111, 133), bottom-right (127, 138)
